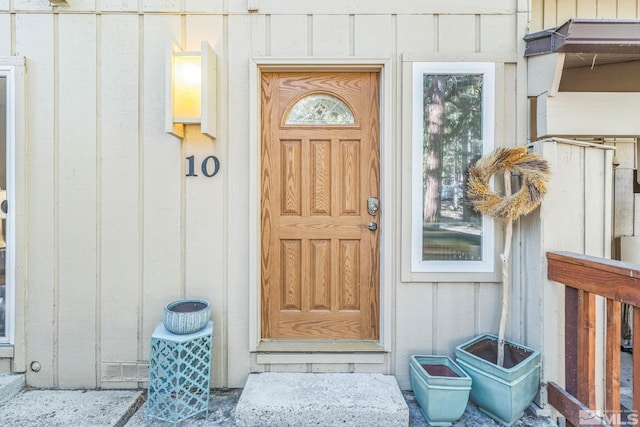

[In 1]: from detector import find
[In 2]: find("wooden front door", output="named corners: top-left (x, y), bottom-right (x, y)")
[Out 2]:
top-left (261, 72), bottom-right (380, 340)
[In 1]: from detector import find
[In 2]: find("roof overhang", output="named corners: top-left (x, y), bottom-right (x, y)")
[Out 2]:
top-left (525, 19), bottom-right (640, 72)
top-left (526, 19), bottom-right (640, 139)
top-left (525, 18), bottom-right (640, 58)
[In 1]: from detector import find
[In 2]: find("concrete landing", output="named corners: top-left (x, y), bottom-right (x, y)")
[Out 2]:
top-left (0, 374), bottom-right (24, 404)
top-left (234, 373), bottom-right (409, 427)
top-left (0, 388), bottom-right (144, 427)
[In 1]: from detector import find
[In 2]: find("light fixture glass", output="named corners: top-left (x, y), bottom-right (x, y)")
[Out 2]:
top-left (172, 54), bottom-right (202, 122)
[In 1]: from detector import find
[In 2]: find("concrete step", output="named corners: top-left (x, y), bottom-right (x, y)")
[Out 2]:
top-left (235, 373), bottom-right (409, 427)
top-left (0, 374), bottom-right (24, 404)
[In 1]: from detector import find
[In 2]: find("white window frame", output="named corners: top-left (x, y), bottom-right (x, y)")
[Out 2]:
top-left (411, 62), bottom-right (495, 273)
top-left (0, 64), bottom-right (17, 345)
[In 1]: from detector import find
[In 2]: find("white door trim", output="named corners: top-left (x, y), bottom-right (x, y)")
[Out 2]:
top-left (248, 57), bottom-right (394, 353)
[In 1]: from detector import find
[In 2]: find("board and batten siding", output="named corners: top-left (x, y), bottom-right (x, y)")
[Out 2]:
top-left (518, 139), bottom-right (614, 409)
top-left (531, 0), bottom-right (640, 31)
top-left (1, 0), bottom-right (531, 390)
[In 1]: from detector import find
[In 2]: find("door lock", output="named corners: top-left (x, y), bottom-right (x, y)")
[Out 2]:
top-left (367, 197), bottom-right (379, 216)
top-left (360, 222), bottom-right (378, 231)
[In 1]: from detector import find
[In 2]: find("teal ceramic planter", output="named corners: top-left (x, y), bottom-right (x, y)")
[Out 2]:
top-left (410, 355), bottom-right (472, 426)
top-left (454, 334), bottom-right (541, 427)
top-left (163, 299), bottom-right (211, 335)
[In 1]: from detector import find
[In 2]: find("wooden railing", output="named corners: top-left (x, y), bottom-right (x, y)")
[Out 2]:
top-left (547, 251), bottom-right (640, 426)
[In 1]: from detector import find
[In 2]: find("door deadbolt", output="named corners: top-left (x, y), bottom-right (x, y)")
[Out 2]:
top-left (367, 197), bottom-right (379, 216)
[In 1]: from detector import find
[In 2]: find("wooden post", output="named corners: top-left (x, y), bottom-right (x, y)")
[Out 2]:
top-left (497, 171), bottom-right (512, 367)
top-left (634, 306), bottom-right (640, 411)
top-left (605, 299), bottom-right (621, 424)
top-left (577, 290), bottom-right (597, 409)
top-left (565, 287), bottom-right (579, 396)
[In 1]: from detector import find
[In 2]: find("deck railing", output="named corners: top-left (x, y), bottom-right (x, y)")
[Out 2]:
top-left (547, 251), bottom-right (640, 427)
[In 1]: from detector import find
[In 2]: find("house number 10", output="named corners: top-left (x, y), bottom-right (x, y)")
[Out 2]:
top-left (186, 155), bottom-right (220, 177)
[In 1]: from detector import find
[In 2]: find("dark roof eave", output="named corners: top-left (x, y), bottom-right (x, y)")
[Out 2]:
top-left (524, 18), bottom-right (640, 57)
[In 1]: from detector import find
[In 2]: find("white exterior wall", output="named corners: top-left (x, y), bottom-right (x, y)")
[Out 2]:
top-left (1, 0), bottom-right (622, 392)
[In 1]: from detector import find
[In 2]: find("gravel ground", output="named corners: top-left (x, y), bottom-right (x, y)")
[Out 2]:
top-left (125, 388), bottom-right (556, 427)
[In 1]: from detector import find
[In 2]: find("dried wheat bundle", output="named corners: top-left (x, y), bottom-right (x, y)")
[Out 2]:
top-left (467, 147), bottom-right (550, 221)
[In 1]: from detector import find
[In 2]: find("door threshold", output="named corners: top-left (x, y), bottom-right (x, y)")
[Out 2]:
top-left (257, 339), bottom-right (384, 353)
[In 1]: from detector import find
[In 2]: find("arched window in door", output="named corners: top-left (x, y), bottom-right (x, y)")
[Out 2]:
top-left (285, 93), bottom-right (355, 125)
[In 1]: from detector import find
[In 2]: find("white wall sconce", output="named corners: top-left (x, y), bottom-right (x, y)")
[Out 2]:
top-left (166, 41), bottom-right (216, 139)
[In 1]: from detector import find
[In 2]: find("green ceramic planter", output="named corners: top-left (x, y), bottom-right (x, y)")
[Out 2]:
top-left (410, 355), bottom-right (472, 426)
top-left (454, 334), bottom-right (541, 427)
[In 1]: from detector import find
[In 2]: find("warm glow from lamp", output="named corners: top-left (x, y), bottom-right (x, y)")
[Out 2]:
top-left (172, 54), bottom-right (202, 122)
top-left (166, 41), bottom-right (216, 139)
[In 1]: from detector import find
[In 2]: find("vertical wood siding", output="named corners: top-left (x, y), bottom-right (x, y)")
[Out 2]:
top-left (139, 14), bottom-right (183, 386)
top-left (531, 0), bottom-right (640, 31)
top-left (226, 13), bottom-right (251, 389)
top-left (56, 13), bottom-right (98, 389)
top-left (517, 140), bottom-right (613, 407)
top-left (16, 13), bottom-right (57, 388)
top-left (99, 14), bottom-right (141, 389)
top-left (0, 0), bottom-right (599, 389)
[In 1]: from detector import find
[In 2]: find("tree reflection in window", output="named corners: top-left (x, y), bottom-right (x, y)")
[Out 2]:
top-left (411, 62), bottom-right (494, 273)
top-left (285, 94), bottom-right (355, 125)
top-left (422, 73), bottom-right (484, 261)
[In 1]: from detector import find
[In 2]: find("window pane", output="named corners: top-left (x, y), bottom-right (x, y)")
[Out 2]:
top-left (285, 94), bottom-right (355, 125)
top-left (0, 76), bottom-right (6, 338)
top-left (421, 73), bottom-right (483, 261)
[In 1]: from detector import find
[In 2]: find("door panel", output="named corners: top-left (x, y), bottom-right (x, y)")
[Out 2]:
top-left (261, 72), bottom-right (380, 340)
